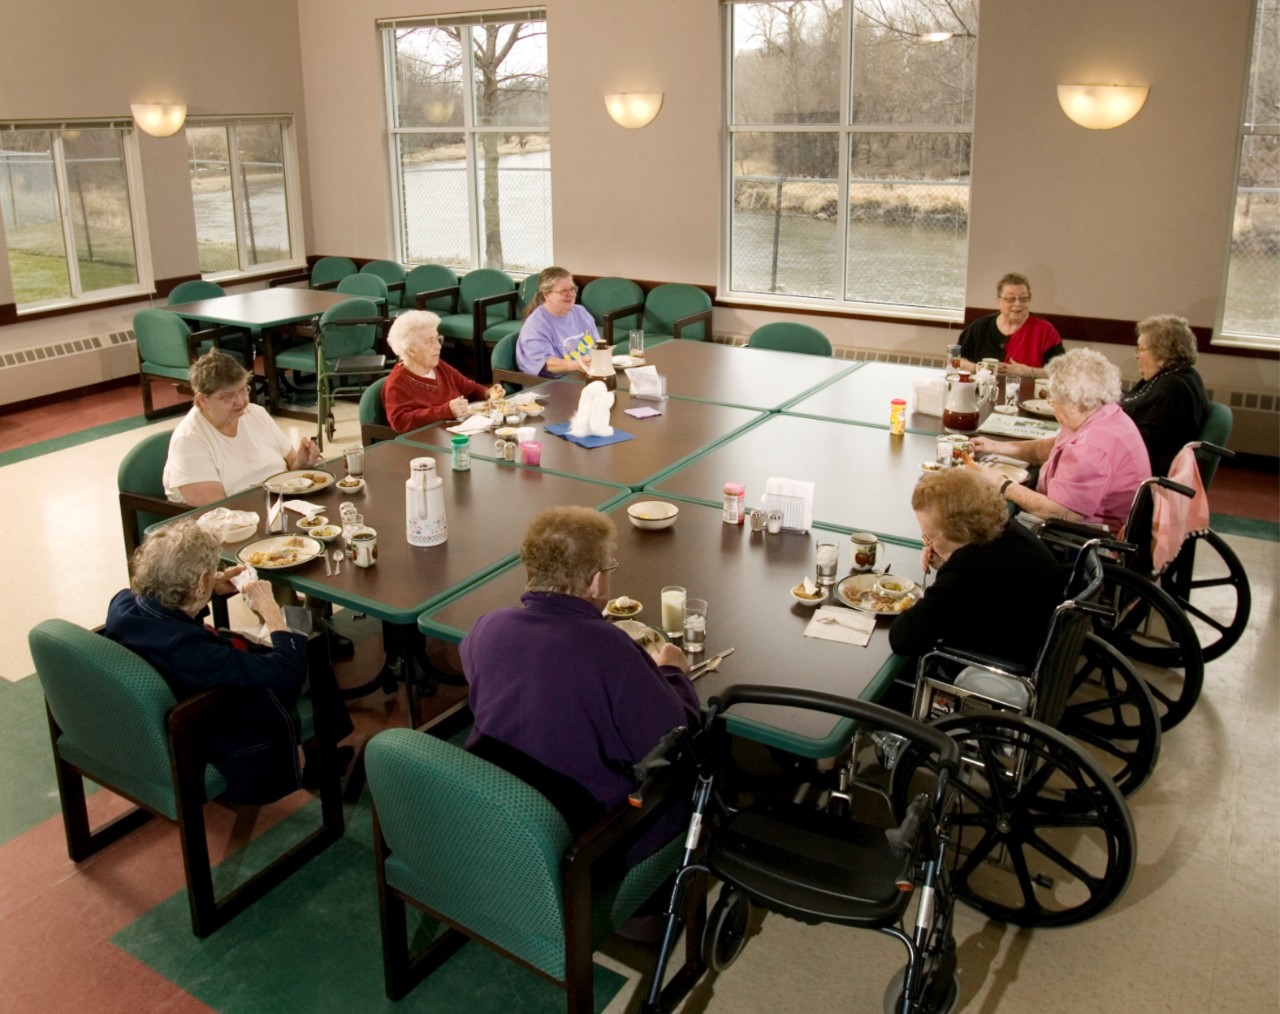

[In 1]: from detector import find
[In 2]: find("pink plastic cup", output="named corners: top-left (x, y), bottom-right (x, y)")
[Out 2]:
top-left (519, 440), bottom-right (543, 466)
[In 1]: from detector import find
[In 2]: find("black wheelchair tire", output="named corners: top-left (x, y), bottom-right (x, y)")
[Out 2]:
top-left (702, 887), bottom-right (751, 973)
top-left (1159, 529), bottom-right (1251, 663)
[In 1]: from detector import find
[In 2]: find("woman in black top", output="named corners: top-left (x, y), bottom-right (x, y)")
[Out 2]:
top-left (1121, 314), bottom-right (1210, 477)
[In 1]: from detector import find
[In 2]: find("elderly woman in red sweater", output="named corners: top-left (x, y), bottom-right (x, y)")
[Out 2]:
top-left (382, 310), bottom-right (503, 433)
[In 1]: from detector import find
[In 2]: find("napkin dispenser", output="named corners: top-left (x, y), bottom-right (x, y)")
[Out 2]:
top-left (912, 376), bottom-right (947, 418)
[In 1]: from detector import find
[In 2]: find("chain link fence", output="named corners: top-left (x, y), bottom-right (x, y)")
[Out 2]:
top-left (1223, 186), bottom-right (1280, 338)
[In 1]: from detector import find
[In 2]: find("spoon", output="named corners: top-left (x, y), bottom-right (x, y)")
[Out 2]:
top-left (332, 549), bottom-right (344, 575)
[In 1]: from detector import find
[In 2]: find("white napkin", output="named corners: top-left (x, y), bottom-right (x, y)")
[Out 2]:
top-left (804, 606), bottom-right (876, 647)
top-left (447, 414), bottom-right (494, 435)
top-left (763, 477), bottom-right (815, 533)
top-left (511, 391), bottom-right (542, 405)
top-left (283, 499), bottom-right (326, 516)
top-left (626, 365), bottom-right (665, 400)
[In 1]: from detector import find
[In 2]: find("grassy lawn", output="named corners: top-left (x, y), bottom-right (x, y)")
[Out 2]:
top-left (6, 220), bottom-right (138, 303)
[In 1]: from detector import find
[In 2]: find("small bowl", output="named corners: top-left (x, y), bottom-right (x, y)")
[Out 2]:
top-left (336, 476), bottom-right (366, 494)
top-left (520, 403), bottom-right (545, 417)
top-left (296, 514), bottom-right (328, 531)
top-left (993, 403), bottom-right (1018, 415)
top-left (494, 426), bottom-right (518, 439)
top-left (875, 575), bottom-right (917, 600)
top-left (308, 524), bottom-right (341, 543)
top-left (627, 500), bottom-right (679, 531)
top-left (604, 597), bottom-right (643, 619)
top-left (790, 582), bottom-right (826, 606)
top-left (919, 461), bottom-right (943, 473)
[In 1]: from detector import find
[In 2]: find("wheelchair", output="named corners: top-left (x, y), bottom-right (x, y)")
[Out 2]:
top-left (639, 686), bottom-right (965, 1014)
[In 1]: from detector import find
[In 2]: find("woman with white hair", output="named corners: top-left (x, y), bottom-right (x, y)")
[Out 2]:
top-left (972, 348), bottom-right (1152, 533)
top-left (381, 310), bottom-right (503, 433)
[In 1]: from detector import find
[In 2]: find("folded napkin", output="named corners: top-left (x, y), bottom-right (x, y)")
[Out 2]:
top-left (283, 499), bottom-right (325, 516)
top-left (625, 405), bottom-right (662, 419)
top-left (545, 421), bottom-right (635, 448)
top-left (804, 606), bottom-right (876, 647)
top-left (763, 477), bottom-right (815, 533)
top-left (447, 415), bottom-right (494, 435)
top-left (626, 365), bottom-right (667, 400)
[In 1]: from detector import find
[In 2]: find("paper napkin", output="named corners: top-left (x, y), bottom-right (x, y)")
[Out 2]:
top-left (446, 415), bottom-right (494, 435)
top-left (804, 606), bottom-right (876, 647)
top-left (763, 477), bottom-right (815, 533)
top-left (624, 405), bottom-right (662, 419)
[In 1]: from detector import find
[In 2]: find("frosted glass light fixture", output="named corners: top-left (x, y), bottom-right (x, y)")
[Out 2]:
top-left (131, 103), bottom-right (187, 137)
top-left (604, 93), bottom-right (663, 129)
top-left (1056, 85), bottom-right (1149, 130)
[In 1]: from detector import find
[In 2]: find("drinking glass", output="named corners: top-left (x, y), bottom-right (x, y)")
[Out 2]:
top-left (661, 585), bottom-right (686, 640)
top-left (815, 538), bottom-right (839, 586)
top-left (628, 329), bottom-right (646, 360)
top-left (344, 444), bottom-right (365, 477)
top-left (946, 343), bottom-right (962, 372)
top-left (682, 599), bottom-right (707, 653)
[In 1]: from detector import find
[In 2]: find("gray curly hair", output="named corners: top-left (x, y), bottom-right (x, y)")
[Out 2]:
top-left (130, 520), bottom-right (221, 611)
top-left (1137, 315), bottom-right (1198, 371)
top-left (387, 310), bottom-right (443, 359)
top-left (1047, 348), bottom-right (1122, 413)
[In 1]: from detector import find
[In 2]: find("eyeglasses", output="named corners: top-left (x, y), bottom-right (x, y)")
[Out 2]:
top-left (999, 295), bottom-right (1031, 304)
top-left (550, 286), bottom-right (578, 297)
top-left (1135, 343), bottom-right (1152, 353)
top-left (599, 558), bottom-right (619, 574)
top-left (419, 334), bottom-right (444, 347)
top-left (211, 384), bottom-right (252, 404)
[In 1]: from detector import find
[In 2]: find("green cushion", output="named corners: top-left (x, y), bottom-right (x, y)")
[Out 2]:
top-left (360, 377), bottom-right (390, 426)
top-left (748, 321), bottom-right (832, 357)
top-left (117, 431), bottom-right (173, 501)
top-left (581, 277), bottom-right (644, 334)
top-left (134, 308), bottom-right (195, 370)
top-left (642, 283), bottom-right (711, 341)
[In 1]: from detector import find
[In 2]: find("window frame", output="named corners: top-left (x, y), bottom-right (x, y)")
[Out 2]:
top-left (379, 10), bottom-right (550, 271)
top-left (0, 118), bottom-right (154, 315)
top-left (185, 115), bottom-right (306, 282)
top-left (721, 0), bottom-right (976, 323)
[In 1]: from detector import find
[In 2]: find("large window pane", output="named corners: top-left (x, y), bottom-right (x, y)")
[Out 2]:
top-left (188, 126), bottom-right (237, 273)
top-left (732, 1), bottom-right (842, 126)
top-left (392, 28), bottom-right (464, 129)
top-left (0, 130), bottom-right (67, 303)
top-left (62, 130), bottom-right (138, 293)
top-left (398, 132), bottom-right (469, 266)
top-left (476, 131), bottom-right (550, 273)
top-left (470, 24), bottom-right (548, 127)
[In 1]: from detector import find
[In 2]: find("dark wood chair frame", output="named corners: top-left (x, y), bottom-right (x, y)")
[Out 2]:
top-left (138, 323), bottom-right (241, 421)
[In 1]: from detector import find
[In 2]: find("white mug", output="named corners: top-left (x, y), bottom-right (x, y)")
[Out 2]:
top-left (349, 527), bottom-right (378, 568)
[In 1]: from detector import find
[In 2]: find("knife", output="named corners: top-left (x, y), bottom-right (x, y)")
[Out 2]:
top-left (689, 647), bottom-right (735, 680)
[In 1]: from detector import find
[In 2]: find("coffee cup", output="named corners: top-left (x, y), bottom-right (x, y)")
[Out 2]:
top-left (349, 527), bottom-right (378, 568)
top-left (850, 532), bottom-right (882, 572)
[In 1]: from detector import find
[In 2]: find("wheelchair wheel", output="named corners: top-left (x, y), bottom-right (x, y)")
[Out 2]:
top-left (883, 963), bottom-right (959, 1014)
top-left (891, 713), bottom-right (1135, 928)
top-left (1095, 563), bottom-right (1204, 731)
top-left (703, 887), bottom-right (751, 973)
top-left (1061, 634), bottom-right (1162, 798)
top-left (1158, 529), bottom-right (1251, 663)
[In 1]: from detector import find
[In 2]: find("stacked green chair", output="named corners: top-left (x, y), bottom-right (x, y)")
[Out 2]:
top-left (360, 260), bottom-right (408, 311)
top-left (337, 272), bottom-right (391, 317)
top-left (359, 376), bottom-right (398, 445)
top-left (402, 263), bottom-right (461, 314)
top-left (366, 726), bottom-right (705, 1010)
top-left (747, 321), bottom-right (833, 357)
top-left (436, 268), bottom-right (518, 384)
top-left (133, 308), bottom-right (242, 420)
top-left (269, 255), bottom-right (358, 291)
top-left (640, 283), bottom-right (713, 343)
top-left (29, 618), bottom-right (343, 938)
top-left (580, 276), bottom-right (645, 346)
top-left (268, 297), bottom-right (390, 444)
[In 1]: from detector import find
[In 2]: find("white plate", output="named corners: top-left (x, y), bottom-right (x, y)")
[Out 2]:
top-left (613, 619), bottom-right (666, 652)
top-left (986, 461), bottom-right (1030, 484)
top-left (835, 574), bottom-right (919, 617)
top-left (992, 403), bottom-right (1018, 415)
top-left (262, 469), bottom-right (336, 494)
top-left (236, 535), bottom-right (323, 570)
top-left (1020, 398), bottom-right (1057, 419)
top-left (612, 355), bottom-right (637, 368)
top-left (603, 597), bottom-right (644, 619)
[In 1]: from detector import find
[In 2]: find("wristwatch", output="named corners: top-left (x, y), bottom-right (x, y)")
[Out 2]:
top-left (999, 478), bottom-right (1014, 497)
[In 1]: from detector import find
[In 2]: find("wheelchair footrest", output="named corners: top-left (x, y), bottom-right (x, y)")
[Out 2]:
top-left (708, 800), bottom-right (916, 928)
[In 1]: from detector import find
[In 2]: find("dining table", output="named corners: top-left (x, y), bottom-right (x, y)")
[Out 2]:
top-left (398, 379), bottom-right (765, 492)
top-left (645, 413), bottom-right (944, 541)
top-left (418, 495), bottom-right (922, 756)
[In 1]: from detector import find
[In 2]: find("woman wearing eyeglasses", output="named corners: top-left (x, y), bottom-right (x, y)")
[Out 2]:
top-left (164, 350), bottom-right (322, 506)
top-left (958, 272), bottom-right (1064, 379)
top-left (1120, 315), bottom-right (1210, 477)
top-left (515, 266), bottom-right (601, 377)
top-left (382, 310), bottom-right (503, 433)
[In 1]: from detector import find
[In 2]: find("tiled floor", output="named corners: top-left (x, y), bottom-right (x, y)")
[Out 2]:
top-left (1, 381), bottom-right (1277, 1012)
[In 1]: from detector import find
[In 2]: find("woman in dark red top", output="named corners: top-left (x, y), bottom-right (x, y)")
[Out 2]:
top-left (382, 310), bottom-right (503, 433)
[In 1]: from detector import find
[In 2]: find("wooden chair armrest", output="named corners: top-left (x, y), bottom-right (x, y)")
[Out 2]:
top-left (414, 285), bottom-right (460, 312)
top-left (361, 422), bottom-right (399, 446)
top-left (473, 289), bottom-right (520, 320)
top-left (269, 271), bottom-right (310, 288)
top-left (601, 302), bottom-right (645, 346)
top-left (672, 307), bottom-right (713, 341)
top-left (564, 763), bottom-right (680, 872)
top-left (386, 280), bottom-right (406, 293)
top-left (313, 278), bottom-right (342, 291)
top-left (492, 367), bottom-right (554, 390)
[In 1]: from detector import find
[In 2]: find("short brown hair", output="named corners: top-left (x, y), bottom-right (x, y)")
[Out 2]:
top-left (1137, 314), bottom-right (1198, 370)
top-left (997, 272), bottom-right (1031, 297)
top-left (189, 350), bottom-right (250, 397)
top-left (521, 506), bottom-right (614, 596)
top-left (912, 469), bottom-right (1007, 545)
top-left (131, 520), bottom-right (220, 610)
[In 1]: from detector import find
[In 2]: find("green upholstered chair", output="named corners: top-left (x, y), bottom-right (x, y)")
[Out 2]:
top-left (403, 264), bottom-right (461, 314)
top-left (640, 283), bottom-right (713, 343)
top-left (117, 429), bottom-right (186, 568)
top-left (360, 260), bottom-right (408, 310)
top-left (269, 255), bottom-right (359, 291)
top-left (747, 321), bottom-right (833, 357)
top-left (269, 297), bottom-right (390, 444)
top-left (367, 726), bottom-right (705, 1011)
top-left (490, 332), bottom-right (547, 394)
top-left (337, 272), bottom-right (391, 317)
top-left (30, 619), bottom-right (344, 938)
top-left (133, 308), bottom-right (242, 420)
top-left (580, 276), bottom-right (645, 346)
top-left (359, 376), bottom-right (398, 445)
top-left (1197, 402), bottom-right (1232, 490)
top-left (436, 268), bottom-right (518, 384)
top-left (478, 273), bottom-right (541, 350)
top-left (167, 280), bottom-right (226, 304)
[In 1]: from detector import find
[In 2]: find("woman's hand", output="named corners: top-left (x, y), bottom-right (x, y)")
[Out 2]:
top-left (652, 642), bottom-right (690, 673)
top-left (449, 396), bottom-right (470, 419)
top-left (213, 565), bottom-right (245, 596)
top-left (241, 579), bottom-right (288, 631)
top-left (486, 384), bottom-right (505, 401)
top-left (965, 461), bottom-right (1006, 489)
top-left (920, 544), bottom-right (936, 575)
top-left (576, 354), bottom-right (592, 374)
top-left (289, 437), bottom-right (322, 469)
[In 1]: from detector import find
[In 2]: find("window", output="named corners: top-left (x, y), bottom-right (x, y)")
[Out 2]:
top-left (186, 118), bottom-right (301, 277)
top-left (726, 0), bottom-right (977, 317)
top-left (0, 120), bottom-right (148, 310)
top-left (380, 10), bottom-right (550, 272)
top-left (1220, 0), bottom-right (1279, 347)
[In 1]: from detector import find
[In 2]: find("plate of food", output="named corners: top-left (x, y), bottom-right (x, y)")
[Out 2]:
top-left (263, 469), bottom-right (335, 494)
top-left (790, 577), bottom-right (826, 606)
top-left (985, 461), bottom-right (1030, 484)
top-left (1019, 398), bottom-right (1057, 419)
top-left (835, 573), bottom-right (919, 616)
top-left (613, 619), bottom-right (667, 653)
top-left (236, 534), bottom-right (323, 570)
top-left (336, 475), bottom-right (366, 493)
top-left (603, 595), bottom-right (643, 619)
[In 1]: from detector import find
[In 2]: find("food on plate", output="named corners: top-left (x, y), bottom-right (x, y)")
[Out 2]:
top-left (792, 578), bottom-right (823, 601)
top-left (246, 548), bottom-right (300, 567)
top-left (605, 595), bottom-right (642, 616)
top-left (857, 590), bottom-right (915, 613)
top-left (309, 525), bottom-right (341, 539)
top-left (337, 477), bottom-right (362, 488)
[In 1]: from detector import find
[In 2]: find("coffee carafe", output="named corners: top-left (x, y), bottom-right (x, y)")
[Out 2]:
top-left (942, 370), bottom-right (988, 432)
top-left (406, 457), bottom-right (447, 547)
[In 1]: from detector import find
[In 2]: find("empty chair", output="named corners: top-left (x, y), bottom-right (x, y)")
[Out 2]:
top-left (1196, 402), bottom-right (1232, 489)
top-left (580, 276), bottom-right (645, 346)
top-left (402, 263), bottom-right (461, 313)
top-left (30, 618), bottom-right (343, 938)
top-left (748, 321), bottom-right (833, 357)
top-left (477, 272), bottom-right (541, 350)
top-left (436, 268), bottom-right (519, 383)
top-left (167, 280), bottom-right (226, 304)
top-left (640, 282), bottom-right (712, 343)
top-left (133, 308), bottom-right (242, 420)
top-left (360, 259), bottom-right (408, 310)
top-left (336, 272), bottom-right (391, 316)
top-left (269, 255), bottom-right (358, 291)
top-left (358, 376), bottom-right (397, 445)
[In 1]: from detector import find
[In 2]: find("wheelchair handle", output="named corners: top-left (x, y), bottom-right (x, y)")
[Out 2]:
top-left (629, 726), bottom-right (689, 807)
top-left (1190, 440), bottom-right (1233, 459)
top-left (710, 685), bottom-right (960, 771)
top-left (1155, 476), bottom-right (1195, 499)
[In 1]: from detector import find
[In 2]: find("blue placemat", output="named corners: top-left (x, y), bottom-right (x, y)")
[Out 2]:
top-left (544, 421), bottom-right (636, 448)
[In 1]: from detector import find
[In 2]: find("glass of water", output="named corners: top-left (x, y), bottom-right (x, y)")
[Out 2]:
top-left (628, 329), bottom-right (645, 360)
top-left (815, 538), bottom-right (840, 586)
top-left (682, 598), bottom-right (707, 653)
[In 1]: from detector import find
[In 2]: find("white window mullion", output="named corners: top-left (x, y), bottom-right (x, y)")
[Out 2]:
top-left (50, 133), bottom-right (81, 298)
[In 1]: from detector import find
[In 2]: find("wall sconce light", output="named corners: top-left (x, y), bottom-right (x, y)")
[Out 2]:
top-left (1056, 85), bottom-right (1149, 130)
top-left (131, 103), bottom-right (187, 138)
top-left (604, 93), bottom-right (663, 129)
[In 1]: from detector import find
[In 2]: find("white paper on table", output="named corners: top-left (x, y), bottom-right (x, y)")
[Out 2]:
top-left (804, 606), bottom-right (876, 647)
top-left (625, 405), bottom-right (662, 419)
top-left (447, 415), bottom-right (494, 435)
top-left (763, 477), bottom-right (815, 533)
top-left (510, 391), bottom-right (542, 405)
top-left (625, 365), bottom-right (664, 399)
top-left (283, 499), bottom-right (326, 516)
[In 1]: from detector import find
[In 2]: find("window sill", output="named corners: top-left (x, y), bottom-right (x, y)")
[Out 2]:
top-left (716, 292), bottom-right (963, 328)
